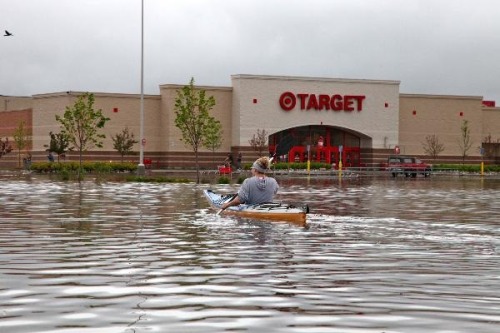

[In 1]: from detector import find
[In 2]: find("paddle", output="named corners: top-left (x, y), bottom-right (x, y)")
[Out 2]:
top-left (216, 194), bottom-right (237, 216)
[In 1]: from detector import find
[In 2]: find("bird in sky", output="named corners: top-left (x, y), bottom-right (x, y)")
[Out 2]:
top-left (4, 30), bottom-right (13, 36)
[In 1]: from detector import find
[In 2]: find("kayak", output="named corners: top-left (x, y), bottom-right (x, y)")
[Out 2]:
top-left (203, 189), bottom-right (309, 226)
top-left (203, 190), bottom-right (308, 225)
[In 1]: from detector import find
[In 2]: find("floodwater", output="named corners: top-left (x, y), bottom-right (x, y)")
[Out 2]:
top-left (0, 173), bottom-right (499, 333)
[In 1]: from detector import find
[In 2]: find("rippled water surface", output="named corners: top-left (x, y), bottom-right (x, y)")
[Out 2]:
top-left (1, 174), bottom-right (499, 333)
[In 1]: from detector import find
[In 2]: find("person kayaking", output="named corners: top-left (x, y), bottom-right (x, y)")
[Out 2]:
top-left (221, 156), bottom-right (279, 210)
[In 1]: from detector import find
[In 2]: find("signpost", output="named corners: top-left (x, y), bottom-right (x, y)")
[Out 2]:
top-left (338, 145), bottom-right (343, 178)
top-left (338, 145), bottom-right (343, 167)
top-left (480, 147), bottom-right (485, 176)
top-left (306, 145), bottom-right (311, 173)
top-left (137, 0), bottom-right (146, 176)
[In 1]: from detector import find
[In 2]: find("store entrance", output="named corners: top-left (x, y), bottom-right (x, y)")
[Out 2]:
top-left (269, 125), bottom-right (361, 168)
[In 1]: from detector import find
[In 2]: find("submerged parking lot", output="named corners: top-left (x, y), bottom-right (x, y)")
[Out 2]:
top-left (0, 174), bottom-right (499, 333)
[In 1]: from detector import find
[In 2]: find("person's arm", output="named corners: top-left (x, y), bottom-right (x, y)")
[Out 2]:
top-left (221, 195), bottom-right (241, 210)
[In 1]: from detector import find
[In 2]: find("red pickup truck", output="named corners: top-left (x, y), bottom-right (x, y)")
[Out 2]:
top-left (386, 155), bottom-right (432, 178)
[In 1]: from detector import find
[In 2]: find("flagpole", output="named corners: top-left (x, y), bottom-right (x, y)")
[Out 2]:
top-left (137, 0), bottom-right (145, 175)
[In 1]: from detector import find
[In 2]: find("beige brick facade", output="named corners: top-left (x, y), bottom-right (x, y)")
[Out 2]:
top-left (399, 94), bottom-right (487, 158)
top-left (1, 74), bottom-right (499, 168)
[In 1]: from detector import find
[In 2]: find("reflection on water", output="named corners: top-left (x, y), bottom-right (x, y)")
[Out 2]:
top-left (0, 174), bottom-right (499, 333)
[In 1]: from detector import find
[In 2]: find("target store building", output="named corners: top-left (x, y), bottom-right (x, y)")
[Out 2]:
top-left (230, 75), bottom-right (399, 168)
top-left (1, 74), bottom-right (499, 168)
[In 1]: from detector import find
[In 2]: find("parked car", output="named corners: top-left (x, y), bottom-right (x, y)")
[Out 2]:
top-left (386, 155), bottom-right (432, 177)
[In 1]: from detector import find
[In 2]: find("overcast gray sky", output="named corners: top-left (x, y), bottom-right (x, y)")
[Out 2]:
top-left (2, 0), bottom-right (500, 102)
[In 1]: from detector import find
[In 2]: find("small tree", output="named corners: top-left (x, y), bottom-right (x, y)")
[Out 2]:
top-left (203, 117), bottom-right (223, 166)
top-left (249, 129), bottom-right (268, 156)
top-left (422, 134), bottom-right (445, 160)
top-left (13, 121), bottom-right (30, 168)
top-left (174, 78), bottom-right (217, 184)
top-left (55, 93), bottom-right (110, 178)
top-left (47, 131), bottom-right (70, 162)
top-left (112, 127), bottom-right (139, 162)
top-left (458, 119), bottom-right (473, 163)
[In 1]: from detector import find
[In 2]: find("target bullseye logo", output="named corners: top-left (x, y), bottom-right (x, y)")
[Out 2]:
top-left (279, 91), bottom-right (296, 111)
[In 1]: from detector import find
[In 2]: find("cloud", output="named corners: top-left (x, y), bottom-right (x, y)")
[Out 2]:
top-left (1, 0), bottom-right (500, 102)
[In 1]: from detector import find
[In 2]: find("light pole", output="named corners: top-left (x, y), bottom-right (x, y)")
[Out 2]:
top-left (137, 0), bottom-right (145, 175)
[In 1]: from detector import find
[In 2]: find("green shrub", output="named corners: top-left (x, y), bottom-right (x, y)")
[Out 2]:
top-left (433, 164), bottom-right (500, 173)
top-left (59, 168), bottom-right (70, 181)
top-left (31, 161), bottom-right (138, 174)
top-left (242, 161), bottom-right (331, 171)
top-left (217, 176), bottom-right (231, 184)
top-left (272, 162), bottom-right (331, 170)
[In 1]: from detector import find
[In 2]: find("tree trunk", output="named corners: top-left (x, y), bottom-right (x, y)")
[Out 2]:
top-left (78, 148), bottom-right (83, 181)
top-left (194, 149), bottom-right (200, 184)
